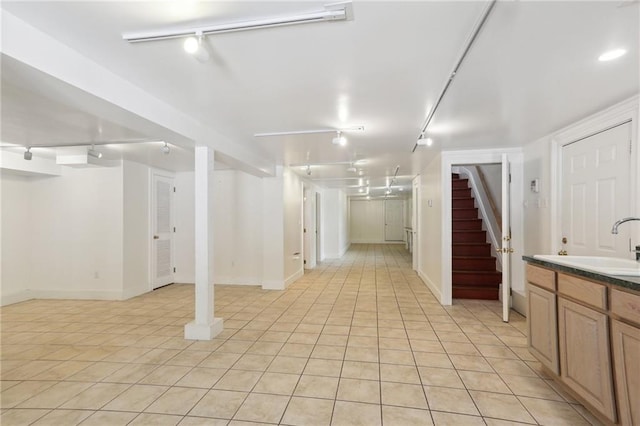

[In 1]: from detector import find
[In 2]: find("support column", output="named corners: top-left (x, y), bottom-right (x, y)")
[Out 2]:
top-left (184, 145), bottom-right (223, 340)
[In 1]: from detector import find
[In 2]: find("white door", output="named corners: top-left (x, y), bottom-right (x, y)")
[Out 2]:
top-left (501, 154), bottom-right (512, 322)
top-left (151, 173), bottom-right (174, 289)
top-left (561, 122), bottom-right (631, 258)
top-left (385, 200), bottom-right (404, 241)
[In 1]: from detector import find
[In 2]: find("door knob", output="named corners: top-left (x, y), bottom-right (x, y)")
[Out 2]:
top-left (153, 235), bottom-right (159, 240)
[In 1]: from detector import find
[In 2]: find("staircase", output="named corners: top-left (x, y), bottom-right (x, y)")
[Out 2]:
top-left (452, 173), bottom-right (500, 300)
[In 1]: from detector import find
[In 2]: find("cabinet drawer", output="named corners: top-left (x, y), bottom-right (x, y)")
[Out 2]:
top-left (558, 273), bottom-right (607, 310)
top-left (611, 288), bottom-right (640, 326)
top-left (526, 264), bottom-right (556, 291)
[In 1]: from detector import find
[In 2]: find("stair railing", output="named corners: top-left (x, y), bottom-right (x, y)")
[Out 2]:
top-left (452, 166), bottom-right (503, 269)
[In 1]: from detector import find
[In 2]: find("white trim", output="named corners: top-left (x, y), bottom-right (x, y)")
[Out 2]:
top-left (512, 290), bottom-right (527, 317)
top-left (441, 148), bottom-right (522, 306)
top-left (418, 269), bottom-right (442, 302)
top-left (262, 280), bottom-right (285, 290)
top-left (550, 95), bottom-right (639, 254)
top-left (149, 168), bottom-right (176, 291)
top-left (215, 276), bottom-right (262, 286)
top-left (1, 291), bottom-right (32, 306)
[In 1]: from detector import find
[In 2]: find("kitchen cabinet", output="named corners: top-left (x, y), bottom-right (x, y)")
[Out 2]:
top-left (527, 276), bottom-right (559, 374)
top-left (523, 258), bottom-right (640, 425)
top-left (558, 296), bottom-right (616, 422)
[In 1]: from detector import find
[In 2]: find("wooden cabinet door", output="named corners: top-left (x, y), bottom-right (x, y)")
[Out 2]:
top-left (527, 284), bottom-right (559, 374)
top-left (612, 320), bottom-right (640, 426)
top-left (558, 297), bottom-right (616, 422)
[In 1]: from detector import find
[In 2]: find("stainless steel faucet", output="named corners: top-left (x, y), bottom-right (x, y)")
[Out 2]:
top-left (611, 217), bottom-right (640, 234)
top-left (611, 217), bottom-right (640, 261)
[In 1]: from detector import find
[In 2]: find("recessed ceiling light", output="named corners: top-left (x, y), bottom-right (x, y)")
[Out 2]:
top-left (598, 48), bottom-right (627, 62)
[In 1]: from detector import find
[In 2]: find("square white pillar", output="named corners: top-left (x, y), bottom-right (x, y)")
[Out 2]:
top-left (185, 145), bottom-right (223, 340)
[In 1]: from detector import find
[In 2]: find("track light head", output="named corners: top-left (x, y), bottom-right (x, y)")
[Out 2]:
top-left (417, 137), bottom-right (433, 147)
top-left (24, 147), bottom-right (32, 161)
top-left (347, 162), bottom-right (357, 172)
top-left (306, 165), bottom-right (312, 176)
top-left (332, 131), bottom-right (347, 146)
top-left (184, 32), bottom-right (210, 62)
top-left (161, 142), bottom-right (170, 154)
top-left (88, 146), bottom-right (103, 159)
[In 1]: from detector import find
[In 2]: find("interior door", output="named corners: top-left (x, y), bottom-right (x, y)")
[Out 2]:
top-left (561, 122), bottom-right (631, 257)
top-left (412, 179), bottom-right (419, 271)
top-left (151, 173), bottom-right (174, 289)
top-left (501, 154), bottom-right (511, 322)
top-left (385, 199), bottom-right (404, 241)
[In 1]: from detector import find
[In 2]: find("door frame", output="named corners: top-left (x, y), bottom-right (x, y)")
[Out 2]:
top-left (412, 176), bottom-right (420, 271)
top-left (316, 192), bottom-right (322, 263)
top-left (303, 186), bottom-right (317, 269)
top-left (441, 148), bottom-right (522, 306)
top-left (149, 168), bottom-right (175, 290)
top-left (550, 98), bottom-right (639, 254)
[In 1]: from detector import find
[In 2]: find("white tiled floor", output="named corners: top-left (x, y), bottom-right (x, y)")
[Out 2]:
top-left (1, 244), bottom-right (602, 425)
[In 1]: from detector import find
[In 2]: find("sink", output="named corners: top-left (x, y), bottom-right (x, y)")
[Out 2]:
top-left (533, 255), bottom-right (640, 276)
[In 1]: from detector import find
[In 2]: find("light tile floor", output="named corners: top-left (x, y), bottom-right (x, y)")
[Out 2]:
top-left (1, 244), bottom-right (603, 425)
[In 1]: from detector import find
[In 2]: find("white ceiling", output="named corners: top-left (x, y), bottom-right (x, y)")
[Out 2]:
top-left (1, 1), bottom-right (638, 198)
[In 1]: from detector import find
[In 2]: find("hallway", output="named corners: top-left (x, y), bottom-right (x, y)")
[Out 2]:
top-left (1, 244), bottom-right (599, 425)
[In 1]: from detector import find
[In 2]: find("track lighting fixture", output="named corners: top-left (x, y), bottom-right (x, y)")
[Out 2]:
top-left (332, 131), bottom-right (347, 146)
top-left (306, 165), bottom-right (312, 176)
top-left (347, 162), bottom-right (357, 172)
top-left (161, 142), bottom-right (170, 154)
top-left (87, 145), bottom-right (103, 159)
top-left (122, 3), bottom-right (352, 43)
top-left (24, 147), bottom-right (32, 161)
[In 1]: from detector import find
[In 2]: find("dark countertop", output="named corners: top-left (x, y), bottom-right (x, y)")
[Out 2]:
top-left (523, 255), bottom-right (640, 292)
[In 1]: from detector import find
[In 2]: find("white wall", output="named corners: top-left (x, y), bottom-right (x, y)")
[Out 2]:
top-left (477, 164), bottom-right (502, 216)
top-left (322, 189), bottom-right (350, 258)
top-left (28, 165), bottom-right (124, 299)
top-left (122, 161), bottom-right (150, 298)
top-left (0, 173), bottom-right (32, 305)
top-left (522, 96), bottom-right (639, 257)
top-left (417, 155), bottom-right (443, 301)
top-left (523, 138), bottom-right (553, 256)
top-left (174, 171), bottom-right (195, 283)
top-left (282, 168), bottom-right (304, 285)
top-left (174, 169), bottom-right (265, 286)
top-left (261, 172), bottom-right (285, 289)
top-left (350, 199), bottom-right (385, 243)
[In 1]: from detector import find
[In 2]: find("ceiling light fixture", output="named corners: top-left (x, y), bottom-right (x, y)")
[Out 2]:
top-left (306, 165), bottom-right (312, 176)
top-left (183, 31), bottom-right (210, 62)
top-left (161, 142), bottom-right (171, 154)
top-left (88, 145), bottom-right (103, 159)
top-left (598, 48), bottom-right (627, 62)
top-left (122, 2), bottom-right (353, 43)
top-left (417, 137), bottom-right (434, 147)
top-left (24, 147), bottom-right (32, 161)
top-left (347, 162), bottom-right (357, 172)
top-left (332, 131), bottom-right (347, 146)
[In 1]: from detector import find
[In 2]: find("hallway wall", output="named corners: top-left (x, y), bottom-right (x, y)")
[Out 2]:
top-left (417, 154), bottom-right (444, 301)
top-left (350, 199), bottom-right (385, 243)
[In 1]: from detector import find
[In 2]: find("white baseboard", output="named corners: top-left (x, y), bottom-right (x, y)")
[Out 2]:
top-left (339, 243), bottom-right (351, 257)
top-left (350, 240), bottom-right (405, 244)
top-left (284, 268), bottom-right (304, 288)
top-left (2, 288), bottom-right (124, 304)
top-left (1, 290), bottom-right (32, 306)
top-left (417, 269), bottom-right (443, 303)
top-left (215, 276), bottom-right (262, 286)
top-left (512, 290), bottom-right (527, 316)
top-left (262, 280), bottom-right (284, 290)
